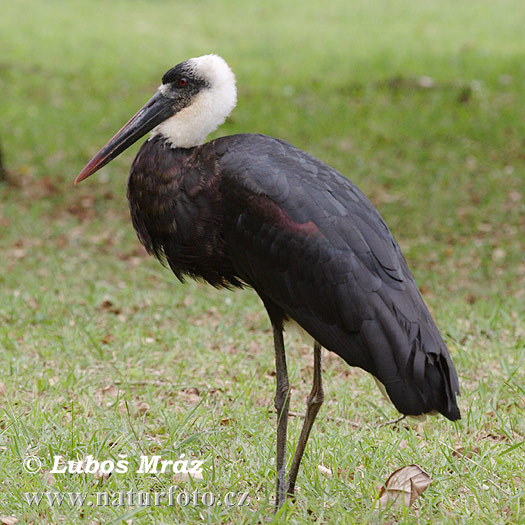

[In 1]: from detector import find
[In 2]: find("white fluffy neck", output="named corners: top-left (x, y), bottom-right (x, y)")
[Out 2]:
top-left (150, 54), bottom-right (237, 148)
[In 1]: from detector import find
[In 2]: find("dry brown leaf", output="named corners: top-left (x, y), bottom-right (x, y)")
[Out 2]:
top-left (136, 401), bottom-right (150, 414)
top-left (173, 471), bottom-right (204, 482)
top-left (101, 334), bottom-right (114, 345)
top-left (336, 467), bottom-right (354, 481)
top-left (184, 387), bottom-right (200, 396)
top-left (492, 248), bottom-right (506, 261)
top-left (452, 445), bottom-right (480, 459)
top-left (318, 465), bottom-right (332, 478)
top-left (99, 300), bottom-right (121, 315)
top-left (183, 295), bottom-right (193, 307)
top-left (398, 439), bottom-right (409, 450)
top-left (0, 382), bottom-right (6, 396)
top-left (377, 464), bottom-right (432, 509)
top-left (102, 385), bottom-right (118, 397)
top-left (178, 388), bottom-right (200, 405)
top-left (94, 470), bottom-right (111, 484)
top-left (0, 517), bottom-right (19, 525)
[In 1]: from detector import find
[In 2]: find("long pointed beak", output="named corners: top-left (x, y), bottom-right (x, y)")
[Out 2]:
top-left (75, 91), bottom-right (174, 184)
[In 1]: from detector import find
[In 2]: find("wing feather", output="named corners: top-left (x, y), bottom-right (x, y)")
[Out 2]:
top-left (215, 134), bottom-right (460, 420)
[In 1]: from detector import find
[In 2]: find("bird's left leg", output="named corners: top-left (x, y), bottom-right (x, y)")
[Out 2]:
top-left (272, 322), bottom-right (291, 509)
top-left (286, 341), bottom-right (324, 497)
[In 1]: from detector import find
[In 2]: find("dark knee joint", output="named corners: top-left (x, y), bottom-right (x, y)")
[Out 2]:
top-left (274, 383), bottom-right (291, 412)
top-left (307, 387), bottom-right (324, 410)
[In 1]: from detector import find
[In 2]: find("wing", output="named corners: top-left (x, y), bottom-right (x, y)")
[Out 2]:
top-left (215, 133), bottom-right (460, 420)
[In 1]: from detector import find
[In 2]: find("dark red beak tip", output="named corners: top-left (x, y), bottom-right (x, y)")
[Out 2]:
top-left (74, 90), bottom-right (173, 186)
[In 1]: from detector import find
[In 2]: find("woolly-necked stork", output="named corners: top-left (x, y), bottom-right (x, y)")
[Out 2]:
top-left (76, 54), bottom-right (460, 508)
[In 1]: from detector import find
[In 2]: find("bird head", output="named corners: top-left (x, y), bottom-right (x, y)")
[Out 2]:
top-left (75, 54), bottom-right (237, 183)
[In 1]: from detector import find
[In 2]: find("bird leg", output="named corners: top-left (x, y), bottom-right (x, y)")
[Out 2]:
top-left (272, 322), bottom-right (291, 509)
top-left (286, 341), bottom-right (324, 497)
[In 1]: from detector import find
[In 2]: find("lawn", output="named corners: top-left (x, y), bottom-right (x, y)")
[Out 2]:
top-left (0, 0), bottom-right (523, 523)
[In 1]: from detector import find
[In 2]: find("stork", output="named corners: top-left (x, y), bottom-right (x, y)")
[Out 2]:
top-left (76, 54), bottom-right (460, 508)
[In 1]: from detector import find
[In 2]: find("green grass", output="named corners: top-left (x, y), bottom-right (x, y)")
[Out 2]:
top-left (0, 0), bottom-right (523, 523)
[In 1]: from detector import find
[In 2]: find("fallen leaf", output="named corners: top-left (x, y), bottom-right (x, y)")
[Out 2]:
top-left (102, 385), bottom-right (118, 397)
top-left (94, 470), bottom-right (111, 484)
top-left (377, 464), bottom-right (432, 509)
top-left (398, 439), bottom-right (409, 450)
top-left (492, 248), bottom-right (506, 261)
top-left (336, 467), bottom-right (354, 481)
top-left (318, 465), bottom-right (332, 478)
top-left (99, 300), bottom-right (121, 315)
top-left (183, 295), bottom-right (193, 307)
top-left (178, 388), bottom-right (200, 405)
top-left (0, 518), bottom-right (19, 525)
top-left (136, 401), bottom-right (150, 414)
top-left (173, 471), bottom-right (204, 482)
top-left (418, 76), bottom-right (435, 88)
top-left (101, 334), bottom-right (113, 345)
top-left (452, 445), bottom-right (480, 459)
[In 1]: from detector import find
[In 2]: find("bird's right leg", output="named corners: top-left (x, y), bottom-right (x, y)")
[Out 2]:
top-left (286, 341), bottom-right (324, 497)
top-left (272, 322), bottom-right (291, 509)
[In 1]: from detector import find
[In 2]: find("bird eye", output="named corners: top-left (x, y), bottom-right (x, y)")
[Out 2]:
top-left (178, 77), bottom-right (188, 88)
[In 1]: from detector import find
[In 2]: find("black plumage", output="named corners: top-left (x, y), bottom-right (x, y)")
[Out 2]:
top-left (76, 55), bottom-right (460, 507)
top-left (128, 132), bottom-right (460, 420)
